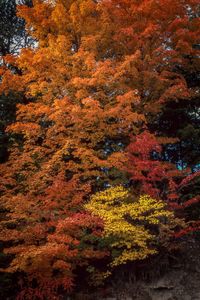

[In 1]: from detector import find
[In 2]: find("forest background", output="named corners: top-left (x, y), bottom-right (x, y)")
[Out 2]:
top-left (0, 0), bottom-right (199, 299)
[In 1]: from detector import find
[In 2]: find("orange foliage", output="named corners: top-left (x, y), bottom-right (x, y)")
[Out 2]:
top-left (0, 0), bottom-right (199, 298)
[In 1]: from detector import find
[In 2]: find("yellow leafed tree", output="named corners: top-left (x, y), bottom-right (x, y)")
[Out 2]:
top-left (85, 186), bottom-right (182, 267)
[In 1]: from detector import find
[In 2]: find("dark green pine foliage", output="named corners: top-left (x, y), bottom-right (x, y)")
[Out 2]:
top-left (151, 51), bottom-right (200, 221)
top-left (0, 0), bottom-right (33, 163)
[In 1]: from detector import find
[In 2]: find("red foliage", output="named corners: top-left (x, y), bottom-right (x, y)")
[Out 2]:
top-left (126, 131), bottom-right (200, 214)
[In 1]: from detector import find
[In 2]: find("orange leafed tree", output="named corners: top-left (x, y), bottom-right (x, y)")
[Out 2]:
top-left (0, 1), bottom-right (144, 297)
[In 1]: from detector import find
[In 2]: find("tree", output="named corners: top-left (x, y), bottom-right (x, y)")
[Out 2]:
top-left (102, 0), bottom-right (200, 220)
top-left (0, 0), bottom-right (33, 57)
top-left (0, 0), bottom-right (33, 163)
top-left (85, 186), bottom-right (182, 267)
top-left (126, 131), bottom-right (200, 214)
top-left (0, 2), bottom-right (34, 298)
top-left (0, 0), bottom-right (143, 296)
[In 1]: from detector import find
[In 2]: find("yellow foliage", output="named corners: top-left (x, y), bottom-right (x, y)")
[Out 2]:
top-left (85, 186), bottom-right (178, 267)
